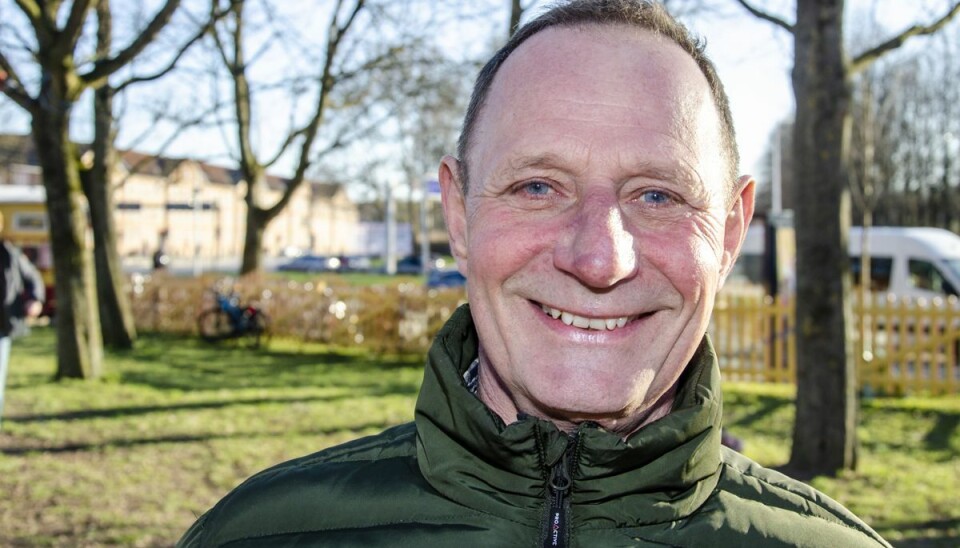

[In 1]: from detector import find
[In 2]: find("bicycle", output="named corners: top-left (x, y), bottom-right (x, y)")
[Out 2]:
top-left (197, 289), bottom-right (270, 348)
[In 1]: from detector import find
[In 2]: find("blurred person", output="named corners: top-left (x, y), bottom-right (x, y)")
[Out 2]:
top-left (0, 211), bottom-right (45, 429)
top-left (179, 1), bottom-right (889, 546)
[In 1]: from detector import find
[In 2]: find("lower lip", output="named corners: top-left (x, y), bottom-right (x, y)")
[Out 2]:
top-left (529, 301), bottom-right (648, 342)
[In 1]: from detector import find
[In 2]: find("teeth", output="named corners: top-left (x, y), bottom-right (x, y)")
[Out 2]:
top-left (541, 304), bottom-right (634, 331)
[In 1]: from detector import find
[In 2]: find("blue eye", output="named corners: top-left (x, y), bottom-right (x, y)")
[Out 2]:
top-left (519, 181), bottom-right (552, 196)
top-left (640, 190), bottom-right (673, 205)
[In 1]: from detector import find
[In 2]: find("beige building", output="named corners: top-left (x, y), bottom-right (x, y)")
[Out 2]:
top-left (0, 134), bottom-right (360, 263)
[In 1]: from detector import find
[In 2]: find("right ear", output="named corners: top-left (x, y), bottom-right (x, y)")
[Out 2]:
top-left (439, 155), bottom-right (468, 275)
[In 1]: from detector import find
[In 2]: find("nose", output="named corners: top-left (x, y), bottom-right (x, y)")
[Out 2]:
top-left (554, 193), bottom-right (638, 289)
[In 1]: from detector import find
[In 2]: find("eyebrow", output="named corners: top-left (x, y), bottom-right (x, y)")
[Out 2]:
top-left (504, 153), bottom-right (572, 174)
top-left (499, 152), bottom-right (703, 189)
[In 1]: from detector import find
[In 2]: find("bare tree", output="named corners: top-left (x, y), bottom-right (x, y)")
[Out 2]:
top-left (882, 31), bottom-right (960, 232)
top-left (81, 2), bottom-right (223, 350)
top-left (209, 0), bottom-right (377, 274)
top-left (734, 0), bottom-right (960, 476)
top-left (0, 0), bottom-right (188, 379)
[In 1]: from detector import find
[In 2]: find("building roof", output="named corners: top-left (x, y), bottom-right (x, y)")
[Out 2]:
top-left (119, 150), bottom-right (187, 178)
top-left (0, 133), bottom-right (342, 196)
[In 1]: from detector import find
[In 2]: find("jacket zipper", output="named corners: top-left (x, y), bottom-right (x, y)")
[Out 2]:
top-left (541, 435), bottom-right (576, 548)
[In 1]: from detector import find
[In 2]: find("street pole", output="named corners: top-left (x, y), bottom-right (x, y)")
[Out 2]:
top-left (385, 182), bottom-right (397, 275)
top-left (420, 179), bottom-right (430, 275)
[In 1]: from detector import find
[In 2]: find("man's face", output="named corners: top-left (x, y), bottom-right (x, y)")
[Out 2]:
top-left (440, 25), bottom-right (753, 431)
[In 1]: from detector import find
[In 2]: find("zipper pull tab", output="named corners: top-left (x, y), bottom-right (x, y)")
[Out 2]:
top-left (543, 454), bottom-right (571, 548)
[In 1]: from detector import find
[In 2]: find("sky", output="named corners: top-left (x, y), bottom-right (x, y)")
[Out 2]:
top-left (684, 7), bottom-right (794, 179)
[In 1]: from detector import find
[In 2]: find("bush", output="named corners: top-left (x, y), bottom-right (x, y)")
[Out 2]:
top-left (129, 272), bottom-right (467, 354)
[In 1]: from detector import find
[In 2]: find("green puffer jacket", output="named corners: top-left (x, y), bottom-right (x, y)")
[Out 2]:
top-left (179, 305), bottom-right (889, 547)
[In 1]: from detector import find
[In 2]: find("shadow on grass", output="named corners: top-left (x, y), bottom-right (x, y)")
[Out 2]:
top-left (874, 518), bottom-right (960, 548)
top-left (727, 395), bottom-right (790, 429)
top-left (0, 419), bottom-right (399, 455)
top-left (109, 335), bottom-right (424, 392)
top-left (14, 328), bottom-right (425, 392)
top-left (923, 413), bottom-right (960, 453)
top-left (3, 390), bottom-right (408, 424)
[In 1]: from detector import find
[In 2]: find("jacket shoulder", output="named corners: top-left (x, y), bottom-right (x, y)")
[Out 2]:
top-left (179, 422), bottom-right (432, 547)
top-left (703, 448), bottom-right (890, 547)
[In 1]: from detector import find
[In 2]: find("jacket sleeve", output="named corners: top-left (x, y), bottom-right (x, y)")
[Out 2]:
top-left (16, 250), bottom-right (45, 304)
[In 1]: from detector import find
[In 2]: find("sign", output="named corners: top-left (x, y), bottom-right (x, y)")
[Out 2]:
top-left (424, 179), bottom-right (441, 200)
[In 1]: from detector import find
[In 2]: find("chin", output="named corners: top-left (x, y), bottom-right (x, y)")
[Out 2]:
top-left (529, 383), bottom-right (642, 422)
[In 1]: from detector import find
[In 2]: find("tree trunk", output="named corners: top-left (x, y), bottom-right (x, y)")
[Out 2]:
top-left (240, 191), bottom-right (268, 274)
top-left (788, 0), bottom-right (857, 476)
top-left (31, 109), bottom-right (104, 380)
top-left (509, 0), bottom-right (524, 36)
top-left (86, 84), bottom-right (136, 349)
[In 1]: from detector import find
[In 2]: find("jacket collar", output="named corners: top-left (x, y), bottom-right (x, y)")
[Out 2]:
top-left (415, 304), bottom-right (723, 527)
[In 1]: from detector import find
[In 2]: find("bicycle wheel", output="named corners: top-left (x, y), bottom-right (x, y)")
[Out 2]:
top-left (198, 309), bottom-right (234, 342)
top-left (245, 310), bottom-right (270, 349)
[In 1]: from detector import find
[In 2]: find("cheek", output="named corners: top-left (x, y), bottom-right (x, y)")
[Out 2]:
top-left (467, 207), bottom-right (559, 276)
top-left (639, 221), bottom-right (725, 292)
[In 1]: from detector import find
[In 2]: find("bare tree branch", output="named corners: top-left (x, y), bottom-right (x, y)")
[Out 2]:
top-left (80, 0), bottom-right (183, 86)
top-left (226, 0), bottom-right (260, 181)
top-left (850, 3), bottom-right (960, 74)
top-left (0, 50), bottom-right (36, 112)
top-left (208, 1), bottom-right (235, 69)
top-left (1, 19), bottom-right (39, 56)
top-left (263, 42), bottom-right (401, 169)
top-left (62, 0), bottom-right (95, 51)
top-left (113, 3), bottom-right (233, 93)
top-left (11, 0), bottom-right (42, 27)
top-left (732, 0), bottom-right (794, 33)
top-left (114, 100), bottom-right (227, 189)
top-left (266, 0), bottom-right (365, 218)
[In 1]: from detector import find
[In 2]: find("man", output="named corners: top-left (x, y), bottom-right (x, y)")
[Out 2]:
top-left (0, 211), bottom-right (45, 429)
top-left (180, 1), bottom-right (889, 546)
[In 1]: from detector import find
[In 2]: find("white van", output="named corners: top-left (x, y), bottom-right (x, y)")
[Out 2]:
top-left (731, 225), bottom-right (960, 299)
top-left (849, 226), bottom-right (960, 299)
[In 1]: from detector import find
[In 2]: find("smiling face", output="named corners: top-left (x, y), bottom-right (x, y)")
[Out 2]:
top-left (439, 24), bottom-right (754, 435)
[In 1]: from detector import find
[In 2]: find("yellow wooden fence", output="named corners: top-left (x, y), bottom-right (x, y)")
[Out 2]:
top-left (710, 289), bottom-right (960, 395)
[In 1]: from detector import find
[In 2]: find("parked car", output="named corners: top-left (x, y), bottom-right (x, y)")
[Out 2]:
top-left (427, 268), bottom-right (466, 288)
top-left (395, 254), bottom-right (447, 274)
top-left (277, 255), bottom-right (340, 273)
top-left (279, 246), bottom-right (305, 258)
top-left (338, 255), bottom-right (373, 273)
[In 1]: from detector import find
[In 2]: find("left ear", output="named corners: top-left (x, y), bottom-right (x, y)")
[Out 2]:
top-left (718, 175), bottom-right (756, 288)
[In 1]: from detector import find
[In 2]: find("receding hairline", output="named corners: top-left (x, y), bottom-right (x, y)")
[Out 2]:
top-left (455, 1), bottom-right (741, 196)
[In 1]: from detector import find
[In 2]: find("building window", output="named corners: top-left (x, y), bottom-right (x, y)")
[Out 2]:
top-left (10, 165), bottom-right (42, 186)
top-left (12, 212), bottom-right (48, 233)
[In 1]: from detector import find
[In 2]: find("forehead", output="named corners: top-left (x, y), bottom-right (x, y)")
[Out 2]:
top-left (469, 25), bottom-right (725, 187)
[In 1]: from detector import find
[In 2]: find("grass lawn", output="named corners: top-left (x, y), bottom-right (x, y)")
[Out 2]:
top-left (272, 271), bottom-right (424, 287)
top-left (1, 327), bottom-right (958, 547)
